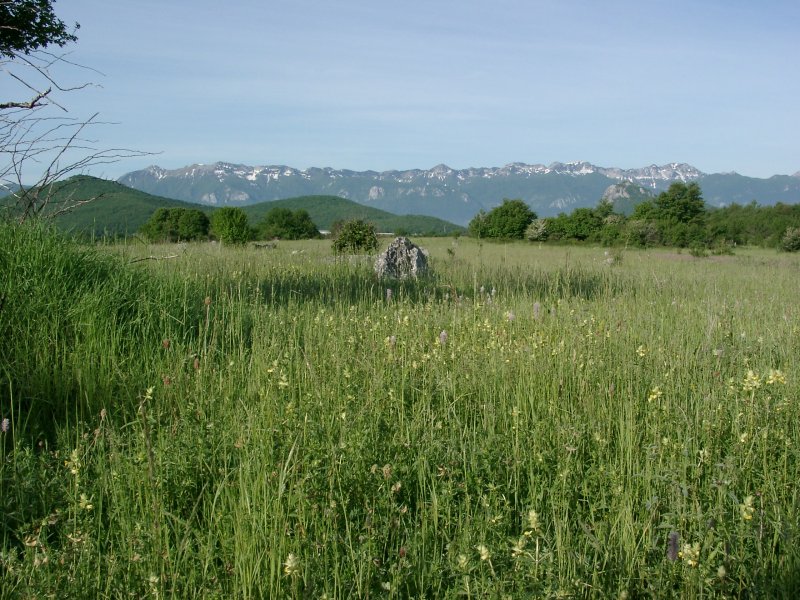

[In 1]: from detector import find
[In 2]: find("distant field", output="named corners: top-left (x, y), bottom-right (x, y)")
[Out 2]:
top-left (3, 229), bottom-right (799, 598)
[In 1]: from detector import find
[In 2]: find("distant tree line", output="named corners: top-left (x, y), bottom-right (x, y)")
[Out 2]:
top-left (470, 184), bottom-right (800, 251)
top-left (139, 207), bottom-right (210, 242)
top-left (139, 206), bottom-right (321, 244)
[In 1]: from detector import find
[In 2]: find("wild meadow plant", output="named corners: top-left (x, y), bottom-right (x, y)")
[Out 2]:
top-left (1, 228), bottom-right (799, 597)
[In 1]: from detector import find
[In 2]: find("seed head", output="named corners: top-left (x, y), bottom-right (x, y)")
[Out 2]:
top-left (667, 531), bottom-right (679, 561)
top-left (526, 509), bottom-right (541, 534)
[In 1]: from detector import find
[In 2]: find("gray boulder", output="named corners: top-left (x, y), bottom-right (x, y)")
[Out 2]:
top-left (374, 237), bottom-right (429, 279)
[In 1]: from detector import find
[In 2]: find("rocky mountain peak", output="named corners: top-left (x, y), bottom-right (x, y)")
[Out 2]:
top-left (118, 160), bottom-right (798, 226)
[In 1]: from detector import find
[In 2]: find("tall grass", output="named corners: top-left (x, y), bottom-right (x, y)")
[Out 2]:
top-left (1, 229), bottom-right (799, 597)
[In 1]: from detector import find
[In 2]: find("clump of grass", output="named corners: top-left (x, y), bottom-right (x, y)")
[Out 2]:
top-left (0, 222), bottom-right (205, 437)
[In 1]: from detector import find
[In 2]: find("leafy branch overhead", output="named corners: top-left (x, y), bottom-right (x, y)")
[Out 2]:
top-left (0, 0), bottom-right (78, 58)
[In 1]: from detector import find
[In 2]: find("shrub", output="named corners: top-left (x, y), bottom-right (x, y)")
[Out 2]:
top-left (689, 243), bottom-right (708, 258)
top-left (210, 207), bottom-right (251, 245)
top-left (624, 219), bottom-right (662, 248)
top-left (525, 219), bottom-right (549, 242)
top-left (139, 207), bottom-right (209, 242)
top-left (779, 227), bottom-right (800, 252)
top-left (468, 199), bottom-right (536, 239)
top-left (258, 208), bottom-right (320, 240)
top-left (331, 219), bottom-right (378, 254)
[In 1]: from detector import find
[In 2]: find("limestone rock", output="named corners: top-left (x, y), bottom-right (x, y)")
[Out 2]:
top-left (374, 237), bottom-right (429, 279)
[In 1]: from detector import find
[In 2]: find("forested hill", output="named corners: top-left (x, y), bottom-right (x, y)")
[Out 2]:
top-left (3, 176), bottom-right (202, 238)
top-left (2, 177), bottom-right (462, 238)
top-left (240, 195), bottom-right (461, 234)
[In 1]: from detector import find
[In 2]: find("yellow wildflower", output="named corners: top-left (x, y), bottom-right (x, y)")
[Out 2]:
top-left (740, 495), bottom-right (755, 521)
top-left (526, 509), bottom-right (541, 534)
top-left (742, 370), bottom-right (761, 392)
top-left (283, 553), bottom-right (301, 576)
top-left (476, 544), bottom-right (491, 561)
top-left (277, 373), bottom-right (289, 389)
top-left (679, 542), bottom-right (700, 567)
top-left (79, 493), bottom-right (93, 511)
top-left (767, 369), bottom-right (786, 385)
top-left (511, 537), bottom-right (527, 558)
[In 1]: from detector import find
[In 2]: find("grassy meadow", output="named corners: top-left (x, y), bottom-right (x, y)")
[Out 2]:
top-left (2, 224), bottom-right (799, 598)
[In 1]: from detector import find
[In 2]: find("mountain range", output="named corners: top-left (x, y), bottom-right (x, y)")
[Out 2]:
top-left (119, 161), bottom-right (800, 226)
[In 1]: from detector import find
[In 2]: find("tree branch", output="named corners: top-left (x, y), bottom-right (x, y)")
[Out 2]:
top-left (0, 87), bottom-right (51, 110)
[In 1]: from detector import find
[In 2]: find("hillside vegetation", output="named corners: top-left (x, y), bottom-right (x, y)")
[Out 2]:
top-left (2, 176), bottom-right (209, 238)
top-left (3, 177), bottom-right (463, 238)
top-left (2, 224), bottom-right (799, 597)
top-left (241, 194), bottom-right (462, 235)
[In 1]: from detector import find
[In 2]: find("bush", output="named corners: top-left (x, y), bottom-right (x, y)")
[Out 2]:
top-left (624, 220), bottom-right (662, 248)
top-left (779, 227), bottom-right (800, 252)
top-left (331, 219), bottom-right (378, 254)
top-left (258, 208), bottom-right (320, 240)
top-left (210, 207), bottom-right (251, 245)
top-left (525, 219), bottom-right (549, 242)
top-left (468, 199), bottom-right (536, 239)
top-left (139, 207), bottom-right (209, 242)
top-left (689, 244), bottom-right (708, 258)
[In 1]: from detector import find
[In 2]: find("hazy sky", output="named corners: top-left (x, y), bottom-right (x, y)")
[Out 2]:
top-left (47, 0), bottom-right (800, 178)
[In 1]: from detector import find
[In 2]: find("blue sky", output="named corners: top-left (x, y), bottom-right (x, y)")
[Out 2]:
top-left (49, 0), bottom-right (799, 178)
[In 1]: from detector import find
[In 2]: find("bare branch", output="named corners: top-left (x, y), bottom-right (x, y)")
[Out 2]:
top-left (2, 44), bottom-right (153, 225)
top-left (129, 254), bottom-right (180, 264)
top-left (0, 87), bottom-right (51, 110)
